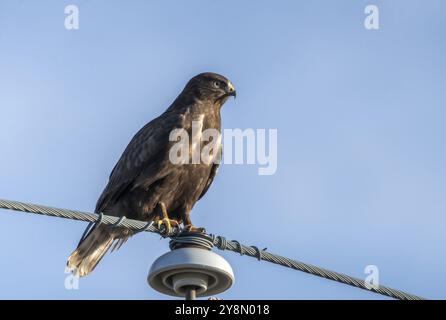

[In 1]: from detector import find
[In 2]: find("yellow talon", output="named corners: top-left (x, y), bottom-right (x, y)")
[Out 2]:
top-left (184, 224), bottom-right (206, 234)
top-left (156, 218), bottom-right (179, 235)
top-left (156, 202), bottom-right (180, 235)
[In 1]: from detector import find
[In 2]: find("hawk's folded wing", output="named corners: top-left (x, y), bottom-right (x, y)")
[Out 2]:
top-left (95, 112), bottom-right (184, 214)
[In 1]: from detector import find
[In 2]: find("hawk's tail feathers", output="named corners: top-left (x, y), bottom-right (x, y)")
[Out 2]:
top-left (67, 224), bottom-right (130, 277)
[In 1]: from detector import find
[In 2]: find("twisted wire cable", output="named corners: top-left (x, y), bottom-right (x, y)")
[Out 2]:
top-left (0, 198), bottom-right (424, 300)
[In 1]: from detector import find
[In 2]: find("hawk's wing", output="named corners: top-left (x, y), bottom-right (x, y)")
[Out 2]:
top-left (95, 112), bottom-right (183, 214)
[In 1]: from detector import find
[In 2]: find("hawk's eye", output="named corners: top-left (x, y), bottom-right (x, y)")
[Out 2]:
top-left (212, 81), bottom-right (221, 88)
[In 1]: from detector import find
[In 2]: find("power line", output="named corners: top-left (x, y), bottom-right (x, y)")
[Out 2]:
top-left (0, 198), bottom-right (425, 300)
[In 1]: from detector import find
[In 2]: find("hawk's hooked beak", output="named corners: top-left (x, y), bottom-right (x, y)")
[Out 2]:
top-left (226, 81), bottom-right (236, 99)
top-left (215, 81), bottom-right (236, 104)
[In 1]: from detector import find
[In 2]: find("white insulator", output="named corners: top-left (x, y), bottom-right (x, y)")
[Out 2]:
top-left (148, 247), bottom-right (234, 298)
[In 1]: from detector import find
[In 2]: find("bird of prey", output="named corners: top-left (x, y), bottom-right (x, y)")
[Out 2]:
top-left (67, 72), bottom-right (236, 277)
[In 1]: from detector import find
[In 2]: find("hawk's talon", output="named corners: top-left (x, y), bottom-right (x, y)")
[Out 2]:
top-left (184, 224), bottom-right (206, 234)
top-left (156, 218), bottom-right (179, 235)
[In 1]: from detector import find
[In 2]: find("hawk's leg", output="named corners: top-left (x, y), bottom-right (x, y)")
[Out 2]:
top-left (182, 211), bottom-right (206, 234)
top-left (154, 202), bottom-right (179, 235)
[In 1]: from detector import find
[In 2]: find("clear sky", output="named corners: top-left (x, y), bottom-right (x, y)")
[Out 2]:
top-left (0, 0), bottom-right (445, 299)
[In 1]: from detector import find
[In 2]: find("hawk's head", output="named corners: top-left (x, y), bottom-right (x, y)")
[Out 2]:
top-left (185, 72), bottom-right (236, 105)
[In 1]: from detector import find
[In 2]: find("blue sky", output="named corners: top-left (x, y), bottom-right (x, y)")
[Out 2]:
top-left (0, 0), bottom-right (445, 299)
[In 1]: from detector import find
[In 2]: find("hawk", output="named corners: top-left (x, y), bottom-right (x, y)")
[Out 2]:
top-left (67, 73), bottom-right (236, 277)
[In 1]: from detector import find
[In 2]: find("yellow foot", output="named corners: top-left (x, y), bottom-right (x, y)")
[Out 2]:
top-left (184, 224), bottom-right (206, 234)
top-left (156, 218), bottom-right (179, 235)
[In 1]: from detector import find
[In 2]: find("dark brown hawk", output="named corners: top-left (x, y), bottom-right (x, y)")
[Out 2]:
top-left (67, 72), bottom-right (236, 276)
